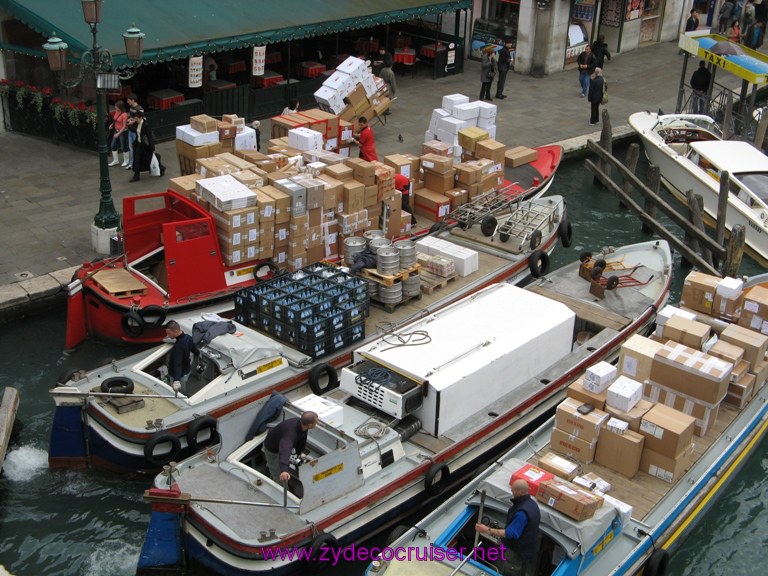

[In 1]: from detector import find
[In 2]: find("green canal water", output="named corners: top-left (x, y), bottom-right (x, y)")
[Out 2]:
top-left (0, 149), bottom-right (765, 575)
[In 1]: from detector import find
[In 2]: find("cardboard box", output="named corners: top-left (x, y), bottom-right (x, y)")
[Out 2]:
top-left (606, 375), bottom-right (643, 412)
top-left (595, 427), bottom-right (645, 478)
top-left (168, 174), bottom-right (204, 197)
top-left (554, 397), bottom-right (610, 443)
top-left (661, 315), bottom-right (710, 350)
top-left (640, 444), bottom-right (693, 484)
top-left (584, 361), bottom-right (617, 393)
top-left (457, 127), bottom-right (489, 153)
top-left (751, 358), bottom-right (768, 388)
top-left (414, 189), bottom-right (451, 222)
top-left (453, 161), bottom-right (483, 185)
top-left (209, 206), bottom-right (258, 231)
top-left (324, 163), bottom-right (354, 181)
top-left (604, 398), bottom-right (653, 432)
top-left (650, 342), bottom-right (732, 404)
top-left (707, 339), bottom-right (745, 366)
top-left (444, 187), bottom-right (469, 210)
top-left (505, 146), bottom-right (538, 168)
top-left (343, 180), bottom-right (365, 213)
top-left (190, 114), bottom-right (218, 133)
top-left (423, 170), bottom-right (456, 193)
top-left (720, 323), bottom-right (768, 370)
top-left (550, 428), bottom-right (597, 464)
top-left (474, 139), bottom-right (507, 164)
top-left (510, 464), bottom-right (554, 497)
top-left (420, 153), bottom-right (454, 174)
top-left (738, 285), bottom-right (768, 334)
top-left (643, 381), bottom-right (719, 437)
top-left (724, 372), bottom-right (755, 409)
top-left (384, 154), bottom-right (414, 179)
top-left (680, 270), bottom-right (720, 315)
top-left (566, 377), bottom-right (607, 411)
top-left (536, 479), bottom-right (602, 521)
top-left (639, 403), bottom-right (695, 458)
top-left (537, 451), bottom-right (579, 481)
top-left (260, 185), bottom-right (291, 223)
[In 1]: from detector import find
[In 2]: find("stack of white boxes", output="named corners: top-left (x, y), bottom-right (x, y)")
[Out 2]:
top-left (414, 235), bottom-right (479, 277)
top-left (314, 56), bottom-right (378, 114)
top-left (195, 175), bottom-right (257, 211)
top-left (583, 361), bottom-right (617, 394)
top-left (287, 127), bottom-right (324, 152)
top-left (606, 375), bottom-right (644, 412)
top-left (425, 94), bottom-right (498, 163)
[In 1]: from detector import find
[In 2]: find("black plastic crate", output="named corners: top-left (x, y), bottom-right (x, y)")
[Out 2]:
top-left (296, 315), bottom-right (330, 340)
top-left (283, 298), bottom-right (316, 326)
top-left (306, 293), bottom-right (334, 316)
top-left (337, 300), bottom-right (365, 325)
top-left (297, 335), bottom-right (330, 359)
top-left (324, 307), bottom-right (346, 332)
top-left (259, 288), bottom-right (286, 316)
top-left (271, 295), bottom-right (300, 323)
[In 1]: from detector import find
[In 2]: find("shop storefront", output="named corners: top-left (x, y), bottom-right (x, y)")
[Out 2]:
top-left (469, 0), bottom-right (519, 60)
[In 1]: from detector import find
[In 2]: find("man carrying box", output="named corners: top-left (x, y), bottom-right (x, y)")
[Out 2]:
top-left (352, 116), bottom-right (379, 161)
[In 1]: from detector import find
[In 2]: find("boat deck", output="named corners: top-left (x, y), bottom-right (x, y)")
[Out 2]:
top-left (527, 399), bottom-right (740, 521)
top-left (94, 381), bottom-right (180, 426)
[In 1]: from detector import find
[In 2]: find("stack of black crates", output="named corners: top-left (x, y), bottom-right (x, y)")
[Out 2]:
top-left (234, 263), bottom-right (369, 359)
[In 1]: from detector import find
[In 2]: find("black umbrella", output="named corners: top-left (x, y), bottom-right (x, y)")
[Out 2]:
top-left (709, 41), bottom-right (746, 56)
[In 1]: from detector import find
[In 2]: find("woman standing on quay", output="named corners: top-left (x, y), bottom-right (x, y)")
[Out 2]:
top-left (588, 67), bottom-right (605, 126)
top-left (480, 46), bottom-right (497, 101)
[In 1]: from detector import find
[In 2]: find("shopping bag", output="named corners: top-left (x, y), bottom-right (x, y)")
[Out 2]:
top-left (150, 153), bottom-right (161, 177)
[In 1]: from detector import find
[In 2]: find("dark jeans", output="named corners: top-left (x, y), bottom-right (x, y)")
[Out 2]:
top-left (590, 102), bottom-right (601, 124)
top-left (496, 69), bottom-right (509, 96)
top-left (111, 132), bottom-right (128, 152)
top-left (402, 194), bottom-right (417, 225)
top-left (480, 81), bottom-right (493, 100)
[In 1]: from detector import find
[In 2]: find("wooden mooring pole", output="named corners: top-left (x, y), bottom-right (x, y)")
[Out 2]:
top-left (1, 386), bottom-right (19, 474)
top-left (619, 143), bottom-right (640, 210)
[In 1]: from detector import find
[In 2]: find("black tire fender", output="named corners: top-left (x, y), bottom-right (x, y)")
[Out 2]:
top-left (529, 229), bottom-right (542, 250)
top-left (305, 533), bottom-right (339, 571)
top-left (558, 220), bottom-right (573, 248)
top-left (57, 368), bottom-right (86, 385)
top-left (528, 250), bottom-right (550, 278)
top-left (100, 376), bottom-right (135, 394)
top-left (606, 275), bottom-right (620, 290)
top-left (308, 363), bottom-right (339, 396)
top-left (187, 415), bottom-right (220, 452)
top-left (385, 524), bottom-right (410, 547)
top-left (121, 310), bottom-right (144, 338)
top-left (139, 305), bottom-right (167, 329)
top-left (255, 261), bottom-right (280, 282)
top-left (144, 431), bottom-right (182, 468)
top-left (425, 462), bottom-right (450, 497)
top-left (480, 215), bottom-right (497, 237)
top-left (645, 549), bottom-right (670, 576)
top-left (579, 251), bottom-right (593, 263)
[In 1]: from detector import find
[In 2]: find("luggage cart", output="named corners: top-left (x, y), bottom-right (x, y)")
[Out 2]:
top-left (431, 183), bottom-right (527, 235)
top-left (491, 199), bottom-right (561, 253)
top-left (579, 252), bottom-right (656, 290)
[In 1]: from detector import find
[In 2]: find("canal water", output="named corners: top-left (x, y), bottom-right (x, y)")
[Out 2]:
top-left (0, 149), bottom-right (766, 575)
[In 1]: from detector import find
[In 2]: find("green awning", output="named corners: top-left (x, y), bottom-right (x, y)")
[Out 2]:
top-left (0, 0), bottom-right (470, 67)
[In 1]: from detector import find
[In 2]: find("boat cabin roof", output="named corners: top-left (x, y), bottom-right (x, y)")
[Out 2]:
top-left (690, 140), bottom-right (768, 173)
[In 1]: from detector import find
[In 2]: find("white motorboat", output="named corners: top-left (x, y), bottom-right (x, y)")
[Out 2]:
top-left (136, 240), bottom-right (672, 575)
top-left (629, 111), bottom-right (768, 266)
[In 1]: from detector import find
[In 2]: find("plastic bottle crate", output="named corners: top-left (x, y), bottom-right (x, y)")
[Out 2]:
top-left (259, 289), bottom-right (286, 316)
top-left (307, 293), bottom-right (334, 316)
top-left (342, 277), bottom-right (368, 302)
top-left (324, 307), bottom-right (346, 332)
top-left (312, 280), bottom-right (336, 294)
top-left (292, 287), bottom-right (319, 301)
top-left (297, 335), bottom-right (330, 359)
top-left (329, 286), bottom-right (352, 305)
top-left (234, 290), bottom-right (249, 313)
top-left (271, 277), bottom-right (296, 292)
top-left (271, 295), bottom-right (300, 323)
top-left (296, 315), bottom-right (330, 340)
top-left (329, 329), bottom-right (346, 351)
top-left (338, 300), bottom-right (365, 325)
top-left (283, 298), bottom-right (316, 326)
top-left (235, 311), bottom-right (248, 325)
top-left (257, 315), bottom-right (272, 333)
top-left (346, 321), bottom-right (366, 346)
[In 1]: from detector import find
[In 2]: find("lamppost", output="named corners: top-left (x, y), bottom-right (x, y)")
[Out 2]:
top-left (43, 0), bottom-right (144, 254)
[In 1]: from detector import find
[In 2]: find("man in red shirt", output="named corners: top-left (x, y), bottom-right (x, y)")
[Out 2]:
top-left (395, 173), bottom-right (417, 226)
top-left (352, 116), bottom-right (378, 161)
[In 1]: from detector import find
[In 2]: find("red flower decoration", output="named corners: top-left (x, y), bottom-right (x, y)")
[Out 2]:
top-left (42, 87), bottom-right (52, 96)
top-left (76, 102), bottom-right (87, 111)
top-left (51, 97), bottom-right (62, 104)
top-left (0, 79), bottom-right (10, 85)
top-left (14, 80), bottom-right (24, 87)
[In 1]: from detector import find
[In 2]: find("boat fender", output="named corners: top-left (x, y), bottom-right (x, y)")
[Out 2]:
top-left (144, 431), bottom-right (182, 468)
top-left (645, 549), bottom-right (670, 576)
top-left (100, 376), bottom-right (135, 395)
top-left (57, 368), bottom-right (86, 385)
top-left (480, 215), bottom-right (497, 237)
top-left (529, 229), bottom-right (542, 250)
top-left (606, 275), bottom-right (620, 290)
top-left (579, 251), bottom-right (593, 263)
top-left (528, 250), bottom-right (550, 278)
top-left (121, 310), bottom-right (144, 338)
top-left (384, 524), bottom-right (410, 547)
top-left (558, 220), bottom-right (573, 248)
top-left (308, 364), bottom-right (339, 396)
top-left (305, 533), bottom-right (339, 570)
top-left (139, 305), bottom-right (167, 329)
top-left (425, 463), bottom-right (450, 497)
top-left (254, 261), bottom-right (281, 282)
top-left (186, 415), bottom-right (220, 452)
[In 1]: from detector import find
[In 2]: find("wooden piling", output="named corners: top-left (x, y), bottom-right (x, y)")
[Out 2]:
top-left (722, 225), bottom-right (746, 278)
top-left (620, 143), bottom-right (640, 210)
top-left (723, 93), bottom-right (734, 140)
top-left (686, 192), bottom-right (714, 268)
top-left (1, 387), bottom-right (19, 474)
top-left (643, 165), bottom-right (660, 234)
top-left (715, 172), bottom-right (729, 250)
top-left (755, 110), bottom-right (768, 150)
top-left (595, 109), bottom-right (613, 186)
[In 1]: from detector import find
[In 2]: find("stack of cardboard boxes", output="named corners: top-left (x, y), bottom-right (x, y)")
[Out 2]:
top-left (314, 56), bottom-right (391, 124)
top-left (176, 113), bottom-right (257, 175)
top-left (270, 108), bottom-right (354, 157)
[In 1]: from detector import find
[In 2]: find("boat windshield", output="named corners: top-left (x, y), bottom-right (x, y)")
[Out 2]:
top-left (735, 173), bottom-right (768, 204)
top-left (657, 116), bottom-right (722, 137)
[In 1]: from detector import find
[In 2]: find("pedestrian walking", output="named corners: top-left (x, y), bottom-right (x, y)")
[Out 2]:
top-left (690, 61), bottom-right (712, 114)
top-left (495, 40), bottom-right (513, 99)
top-left (129, 109), bottom-right (165, 182)
top-left (373, 46), bottom-right (397, 99)
top-left (124, 94), bottom-right (143, 170)
top-left (719, 1), bottom-right (735, 33)
top-left (577, 45), bottom-right (596, 97)
top-left (107, 100), bottom-right (129, 167)
top-left (591, 35), bottom-right (611, 69)
top-left (480, 46), bottom-right (497, 101)
top-left (588, 67), bottom-right (605, 126)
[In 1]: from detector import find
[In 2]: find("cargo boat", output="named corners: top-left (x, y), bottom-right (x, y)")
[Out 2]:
top-left (136, 240), bottom-right (672, 575)
top-left (50, 196), bottom-right (570, 473)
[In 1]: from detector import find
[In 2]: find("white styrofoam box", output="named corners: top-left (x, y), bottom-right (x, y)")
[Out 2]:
top-left (606, 375), bottom-right (643, 412)
top-left (424, 130), bottom-right (437, 143)
top-left (435, 128), bottom-right (461, 146)
top-left (441, 93), bottom-right (470, 115)
top-left (288, 127), bottom-right (324, 151)
top-left (234, 125), bottom-right (257, 151)
top-left (293, 393), bottom-right (343, 428)
top-left (607, 417), bottom-right (629, 435)
top-left (322, 69), bottom-right (354, 95)
top-left (176, 124), bottom-right (220, 147)
top-left (476, 115), bottom-right (496, 130)
top-left (314, 85), bottom-right (346, 114)
top-left (486, 125), bottom-right (497, 140)
top-left (437, 116), bottom-right (471, 135)
top-left (196, 175), bottom-right (257, 211)
top-left (414, 235), bottom-right (439, 255)
top-left (336, 56), bottom-right (368, 82)
top-left (716, 276), bottom-right (744, 298)
top-left (439, 246), bottom-right (479, 277)
top-left (601, 493), bottom-right (633, 527)
top-left (452, 102), bottom-right (481, 120)
top-left (361, 75), bottom-right (378, 97)
top-left (428, 108), bottom-right (451, 133)
top-left (584, 361), bottom-right (616, 393)
top-left (475, 100), bottom-right (498, 118)
top-left (657, 304), bottom-right (697, 327)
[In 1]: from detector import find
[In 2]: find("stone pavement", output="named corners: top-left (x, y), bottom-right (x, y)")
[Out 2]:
top-left (0, 40), bottom-right (746, 317)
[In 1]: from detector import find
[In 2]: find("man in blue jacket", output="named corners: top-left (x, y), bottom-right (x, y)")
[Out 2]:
top-left (164, 320), bottom-right (197, 393)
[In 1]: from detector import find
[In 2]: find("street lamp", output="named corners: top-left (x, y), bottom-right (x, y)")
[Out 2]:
top-left (43, 0), bottom-right (145, 254)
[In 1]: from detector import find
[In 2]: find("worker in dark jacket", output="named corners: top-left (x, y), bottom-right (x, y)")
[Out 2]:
top-left (495, 39), bottom-right (513, 99)
top-left (591, 35), bottom-right (611, 68)
top-left (690, 61), bottom-right (712, 114)
top-left (476, 479), bottom-right (541, 576)
top-left (164, 320), bottom-right (197, 393)
top-left (264, 412), bottom-right (318, 482)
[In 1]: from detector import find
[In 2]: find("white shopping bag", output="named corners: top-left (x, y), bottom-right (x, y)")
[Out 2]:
top-left (150, 153), bottom-right (161, 177)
